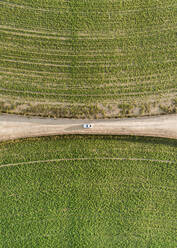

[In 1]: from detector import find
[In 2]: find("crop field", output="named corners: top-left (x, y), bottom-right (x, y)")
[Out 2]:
top-left (0, 135), bottom-right (177, 247)
top-left (0, 0), bottom-right (177, 118)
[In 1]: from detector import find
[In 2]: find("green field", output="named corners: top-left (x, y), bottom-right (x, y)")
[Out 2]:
top-left (0, 0), bottom-right (177, 118)
top-left (0, 135), bottom-right (176, 247)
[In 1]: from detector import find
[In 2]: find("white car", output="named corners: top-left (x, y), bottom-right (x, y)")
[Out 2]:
top-left (83, 123), bottom-right (93, 129)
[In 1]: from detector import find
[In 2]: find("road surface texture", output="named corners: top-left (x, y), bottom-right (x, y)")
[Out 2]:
top-left (0, 114), bottom-right (177, 141)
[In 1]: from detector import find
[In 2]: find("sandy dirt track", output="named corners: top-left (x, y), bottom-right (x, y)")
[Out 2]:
top-left (0, 114), bottom-right (177, 141)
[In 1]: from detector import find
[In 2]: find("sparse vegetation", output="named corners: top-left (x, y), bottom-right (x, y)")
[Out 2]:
top-left (0, 98), bottom-right (177, 119)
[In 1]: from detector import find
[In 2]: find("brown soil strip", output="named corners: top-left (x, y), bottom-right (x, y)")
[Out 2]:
top-left (0, 114), bottom-right (177, 141)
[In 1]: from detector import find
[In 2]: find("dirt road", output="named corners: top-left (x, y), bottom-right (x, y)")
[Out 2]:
top-left (0, 114), bottom-right (177, 141)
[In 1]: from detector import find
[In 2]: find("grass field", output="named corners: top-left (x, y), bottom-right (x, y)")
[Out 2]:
top-left (0, 0), bottom-right (177, 118)
top-left (0, 135), bottom-right (176, 247)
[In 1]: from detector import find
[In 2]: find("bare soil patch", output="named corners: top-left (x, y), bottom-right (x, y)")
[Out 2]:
top-left (0, 114), bottom-right (177, 141)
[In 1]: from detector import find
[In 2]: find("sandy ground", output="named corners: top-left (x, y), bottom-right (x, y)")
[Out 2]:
top-left (0, 114), bottom-right (177, 141)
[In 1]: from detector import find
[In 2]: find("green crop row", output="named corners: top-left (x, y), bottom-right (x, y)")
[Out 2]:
top-left (0, 135), bottom-right (176, 247)
top-left (0, 0), bottom-right (176, 118)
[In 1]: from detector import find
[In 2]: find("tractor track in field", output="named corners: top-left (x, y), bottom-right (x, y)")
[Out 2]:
top-left (1, 25), bottom-right (175, 40)
top-left (1, 1), bottom-right (176, 13)
top-left (0, 157), bottom-right (176, 169)
top-left (0, 114), bottom-right (177, 142)
top-left (0, 87), bottom-right (176, 99)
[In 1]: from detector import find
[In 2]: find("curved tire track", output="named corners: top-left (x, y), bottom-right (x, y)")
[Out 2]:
top-left (0, 157), bottom-right (176, 169)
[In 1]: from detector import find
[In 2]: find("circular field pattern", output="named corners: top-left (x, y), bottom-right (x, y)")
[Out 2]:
top-left (0, 135), bottom-right (176, 247)
top-left (0, 0), bottom-right (177, 117)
